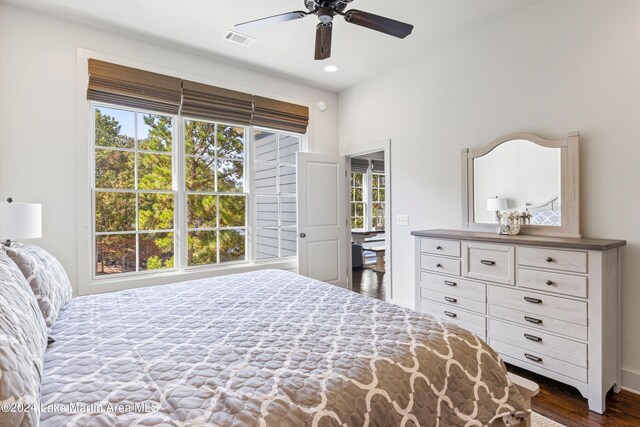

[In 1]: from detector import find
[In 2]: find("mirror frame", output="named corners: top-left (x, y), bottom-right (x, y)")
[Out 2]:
top-left (461, 131), bottom-right (580, 238)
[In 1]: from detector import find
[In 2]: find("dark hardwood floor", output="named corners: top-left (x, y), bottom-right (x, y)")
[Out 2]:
top-left (352, 268), bottom-right (386, 301)
top-left (507, 364), bottom-right (640, 426)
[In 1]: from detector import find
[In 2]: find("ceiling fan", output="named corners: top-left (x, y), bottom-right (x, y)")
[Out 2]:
top-left (235, 0), bottom-right (414, 60)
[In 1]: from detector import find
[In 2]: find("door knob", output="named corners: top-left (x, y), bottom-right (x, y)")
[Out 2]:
top-left (299, 233), bottom-right (307, 238)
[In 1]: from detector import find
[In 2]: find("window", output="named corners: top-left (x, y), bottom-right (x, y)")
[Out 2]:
top-left (94, 106), bottom-right (176, 275)
top-left (254, 129), bottom-right (300, 259)
top-left (351, 172), bottom-right (366, 229)
top-left (371, 173), bottom-right (386, 228)
top-left (92, 104), bottom-right (302, 278)
top-left (185, 120), bottom-right (247, 266)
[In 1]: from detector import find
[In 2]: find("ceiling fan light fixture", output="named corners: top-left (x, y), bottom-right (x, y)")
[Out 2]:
top-left (323, 65), bottom-right (338, 73)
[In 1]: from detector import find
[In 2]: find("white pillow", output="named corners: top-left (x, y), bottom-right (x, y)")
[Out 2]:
top-left (5, 243), bottom-right (72, 329)
top-left (0, 245), bottom-right (48, 427)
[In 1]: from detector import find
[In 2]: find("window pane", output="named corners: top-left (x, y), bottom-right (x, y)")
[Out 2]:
top-left (217, 125), bottom-right (244, 159)
top-left (95, 192), bottom-right (136, 232)
top-left (217, 159), bottom-right (244, 193)
top-left (95, 107), bottom-right (135, 149)
top-left (281, 227), bottom-right (297, 257)
top-left (353, 173), bottom-right (363, 187)
top-left (379, 189), bottom-right (386, 201)
top-left (138, 114), bottom-right (172, 152)
top-left (254, 130), bottom-right (277, 162)
top-left (185, 156), bottom-right (215, 191)
top-left (372, 189), bottom-right (379, 201)
top-left (379, 175), bottom-right (385, 187)
top-left (279, 165), bottom-right (296, 194)
top-left (139, 193), bottom-right (174, 231)
top-left (139, 232), bottom-right (174, 271)
top-left (219, 195), bottom-right (246, 227)
top-left (138, 153), bottom-right (172, 191)
top-left (372, 175), bottom-right (378, 187)
top-left (256, 196), bottom-right (279, 227)
top-left (281, 196), bottom-right (296, 226)
top-left (96, 234), bottom-right (136, 275)
top-left (354, 187), bottom-right (363, 201)
top-left (219, 229), bottom-right (246, 263)
top-left (95, 149), bottom-right (135, 189)
top-left (256, 227), bottom-right (279, 260)
top-left (353, 217), bottom-right (364, 229)
top-left (279, 134), bottom-right (300, 164)
top-left (185, 120), bottom-right (216, 157)
top-left (254, 163), bottom-right (277, 194)
top-left (187, 230), bottom-right (217, 266)
top-left (187, 195), bottom-right (217, 229)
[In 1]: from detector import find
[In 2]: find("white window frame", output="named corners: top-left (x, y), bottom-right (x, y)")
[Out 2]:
top-left (90, 101), bottom-right (305, 282)
top-left (91, 103), bottom-right (179, 280)
top-left (350, 171), bottom-right (367, 229)
top-left (251, 127), bottom-right (304, 262)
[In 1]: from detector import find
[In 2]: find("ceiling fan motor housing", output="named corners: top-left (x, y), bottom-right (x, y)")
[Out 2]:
top-left (318, 6), bottom-right (334, 24)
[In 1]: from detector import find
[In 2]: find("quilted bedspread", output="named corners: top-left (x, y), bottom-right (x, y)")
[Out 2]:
top-left (40, 270), bottom-right (526, 426)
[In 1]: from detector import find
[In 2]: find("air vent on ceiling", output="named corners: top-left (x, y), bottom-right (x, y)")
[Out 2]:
top-left (224, 30), bottom-right (255, 47)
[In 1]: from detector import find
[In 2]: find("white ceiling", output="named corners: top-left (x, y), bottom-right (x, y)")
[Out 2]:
top-left (3, 0), bottom-right (541, 92)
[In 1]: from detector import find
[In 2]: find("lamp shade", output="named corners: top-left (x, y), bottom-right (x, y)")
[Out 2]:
top-left (487, 197), bottom-right (508, 212)
top-left (0, 202), bottom-right (42, 241)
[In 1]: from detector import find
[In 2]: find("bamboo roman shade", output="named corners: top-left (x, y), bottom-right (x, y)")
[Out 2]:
top-left (87, 59), bottom-right (182, 115)
top-left (87, 60), bottom-right (309, 133)
top-left (181, 80), bottom-right (254, 125)
top-left (351, 158), bottom-right (370, 173)
top-left (253, 96), bottom-right (309, 134)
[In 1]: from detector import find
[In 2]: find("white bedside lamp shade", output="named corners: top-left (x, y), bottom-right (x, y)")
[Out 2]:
top-left (0, 201), bottom-right (42, 242)
top-left (487, 197), bottom-right (508, 212)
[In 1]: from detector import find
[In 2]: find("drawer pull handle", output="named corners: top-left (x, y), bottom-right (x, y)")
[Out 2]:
top-left (525, 353), bottom-right (543, 363)
top-left (444, 296), bottom-right (457, 303)
top-left (545, 280), bottom-right (554, 286)
top-left (436, 245), bottom-right (443, 250)
top-left (444, 311), bottom-right (457, 318)
top-left (436, 263), bottom-right (443, 268)
top-left (444, 280), bottom-right (457, 287)
top-left (524, 296), bottom-right (542, 304)
top-left (524, 333), bottom-right (542, 343)
top-left (524, 316), bottom-right (543, 324)
top-left (480, 260), bottom-right (495, 266)
top-left (546, 257), bottom-right (554, 263)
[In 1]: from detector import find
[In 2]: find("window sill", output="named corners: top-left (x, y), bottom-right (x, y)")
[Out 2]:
top-left (79, 258), bottom-right (298, 296)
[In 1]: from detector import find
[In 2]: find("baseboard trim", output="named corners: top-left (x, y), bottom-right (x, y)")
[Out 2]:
top-left (622, 368), bottom-right (640, 395)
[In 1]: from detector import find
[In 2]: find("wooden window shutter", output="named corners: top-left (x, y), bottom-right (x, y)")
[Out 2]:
top-left (252, 96), bottom-right (309, 134)
top-left (87, 59), bottom-right (182, 115)
top-left (181, 80), bottom-right (253, 125)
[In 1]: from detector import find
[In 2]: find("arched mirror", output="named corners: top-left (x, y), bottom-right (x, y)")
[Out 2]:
top-left (462, 132), bottom-right (580, 237)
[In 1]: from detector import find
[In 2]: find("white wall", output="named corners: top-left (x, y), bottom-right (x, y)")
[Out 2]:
top-left (0, 5), bottom-right (339, 294)
top-left (339, 0), bottom-right (640, 391)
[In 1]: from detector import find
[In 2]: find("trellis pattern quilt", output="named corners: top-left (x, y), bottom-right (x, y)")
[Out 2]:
top-left (40, 270), bottom-right (526, 426)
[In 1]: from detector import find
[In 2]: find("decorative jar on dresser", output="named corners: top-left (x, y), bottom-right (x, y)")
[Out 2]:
top-left (411, 229), bottom-right (626, 413)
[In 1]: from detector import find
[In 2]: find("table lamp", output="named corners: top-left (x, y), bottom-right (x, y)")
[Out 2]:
top-left (487, 197), bottom-right (508, 222)
top-left (0, 197), bottom-right (42, 246)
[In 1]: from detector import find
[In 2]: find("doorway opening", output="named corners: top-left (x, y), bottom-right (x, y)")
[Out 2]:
top-left (345, 143), bottom-right (390, 302)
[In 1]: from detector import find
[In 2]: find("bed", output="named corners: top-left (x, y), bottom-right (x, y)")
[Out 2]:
top-left (35, 269), bottom-right (529, 426)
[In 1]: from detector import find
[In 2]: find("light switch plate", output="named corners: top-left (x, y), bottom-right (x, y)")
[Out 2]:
top-left (396, 214), bottom-right (409, 226)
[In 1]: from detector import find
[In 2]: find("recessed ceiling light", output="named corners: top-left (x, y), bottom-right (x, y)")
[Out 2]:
top-left (323, 65), bottom-right (338, 73)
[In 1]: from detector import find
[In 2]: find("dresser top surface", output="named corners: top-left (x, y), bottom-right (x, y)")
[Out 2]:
top-left (411, 229), bottom-right (626, 250)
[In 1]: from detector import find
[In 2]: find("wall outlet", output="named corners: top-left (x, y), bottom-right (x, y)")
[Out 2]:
top-left (396, 214), bottom-right (409, 226)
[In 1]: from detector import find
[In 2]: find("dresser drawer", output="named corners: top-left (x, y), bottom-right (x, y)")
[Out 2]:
top-left (420, 238), bottom-right (461, 258)
top-left (464, 242), bottom-right (515, 285)
top-left (518, 247), bottom-right (587, 274)
top-left (488, 319), bottom-right (587, 368)
top-left (519, 268), bottom-right (588, 298)
top-left (489, 303), bottom-right (588, 341)
top-left (420, 288), bottom-right (486, 314)
top-left (418, 299), bottom-right (486, 337)
top-left (489, 339), bottom-right (587, 382)
top-left (420, 255), bottom-right (461, 276)
top-left (419, 271), bottom-right (486, 302)
top-left (488, 285), bottom-right (587, 326)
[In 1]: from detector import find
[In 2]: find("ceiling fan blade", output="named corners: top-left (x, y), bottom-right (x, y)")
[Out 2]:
top-left (315, 23), bottom-right (333, 60)
top-left (235, 11), bottom-right (308, 32)
top-left (343, 9), bottom-right (413, 39)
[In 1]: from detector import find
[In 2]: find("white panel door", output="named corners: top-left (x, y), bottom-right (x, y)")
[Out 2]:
top-left (297, 153), bottom-right (348, 288)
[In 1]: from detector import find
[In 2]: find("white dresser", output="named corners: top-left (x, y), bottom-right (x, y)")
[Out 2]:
top-left (412, 229), bottom-right (626, 414)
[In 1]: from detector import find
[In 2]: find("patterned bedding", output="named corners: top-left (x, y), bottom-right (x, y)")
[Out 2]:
top-left (40, 270), bottom-right (526, 426)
